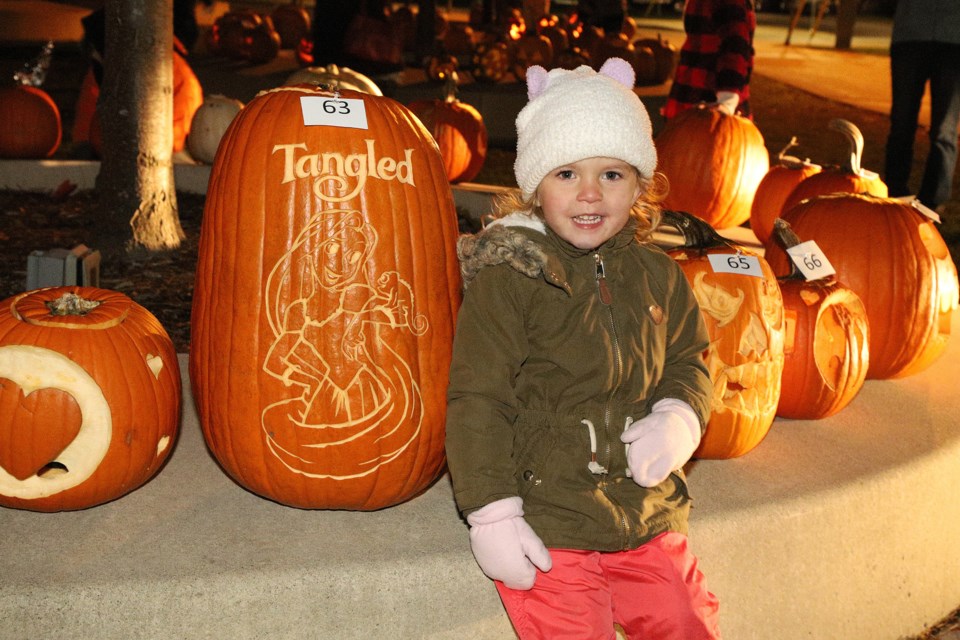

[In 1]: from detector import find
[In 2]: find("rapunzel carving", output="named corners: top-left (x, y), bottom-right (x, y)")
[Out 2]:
top-left (261, 207), bottom-right (428, 480)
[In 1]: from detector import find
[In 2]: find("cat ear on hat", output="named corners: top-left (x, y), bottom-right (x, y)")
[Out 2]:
top-left (598, 57), bottom-right (635, 89)
top-left (525, 65), bottom-right (550, 100)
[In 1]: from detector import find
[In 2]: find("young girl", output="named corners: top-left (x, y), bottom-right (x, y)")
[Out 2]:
top-left (445, 58), bottom-right (721, 639)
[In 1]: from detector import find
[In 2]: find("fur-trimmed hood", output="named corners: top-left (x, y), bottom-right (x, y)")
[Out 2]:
top-left (457, 213), bottom-right (556, 290)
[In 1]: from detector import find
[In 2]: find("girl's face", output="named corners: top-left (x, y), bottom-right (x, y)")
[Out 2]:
top-left (537, 157), bottom-right (642, 250)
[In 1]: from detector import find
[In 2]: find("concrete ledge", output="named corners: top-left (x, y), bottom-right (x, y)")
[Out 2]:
top-left (3, 313), bottom-right (959, 639)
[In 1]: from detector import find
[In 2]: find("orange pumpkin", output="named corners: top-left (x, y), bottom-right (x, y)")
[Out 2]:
top-left (511, 33), bottom-right (554, 78)
top-left (633, 34), bottom-right (678, 85)
top-left (407, 75), bottom-right (489, 184)
top-left (770, 219), bottom-right (869, 419)
top-left (270, 2), bottom-right (311, 49)
top-left (0, 84), bottom-right (61, 159)
top-left (780, 119), bottom-right (888, 215)
top-left (764, 193), bottom-right (959, 379)
top-left (663, 211), bottom-right (785, 459)
top-left (190, 85), bottom-right (462, 510)
top-left (749, 137), bottom-right (822, 243)
top-left (657, 105), bottom-right (769, 229)
top-left (472, 40), bottom-right (511, 82)
top-left (0, 287), bottom-right (181, 512)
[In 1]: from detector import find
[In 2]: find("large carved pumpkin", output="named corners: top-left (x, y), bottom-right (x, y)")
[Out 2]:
top-left (780, 119), bottom-right (887, 215)
top-left (764, 193), bottom-right (959, 379)
top-left (749, 137), bottom-right (821, 243)
top-left (0, 84), bottom-right (62, 159)
top-left (663, 211), bottom-right (785, 458)
top-left (407, 75), bottom-right (488, 184)
top-left (190, 85), bottom-right (462, 510)
top-left (0, 287), bottom-right (181, 512)
top-left (770, 219), bottom-right (869, 419)
top-left (657, 105), bottom-right (769, 230)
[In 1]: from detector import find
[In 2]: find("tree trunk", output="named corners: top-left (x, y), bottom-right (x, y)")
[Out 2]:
top-left (835, 0), bottom-right (858, 50)
top-left (96, 0), bottom-right (184, 255)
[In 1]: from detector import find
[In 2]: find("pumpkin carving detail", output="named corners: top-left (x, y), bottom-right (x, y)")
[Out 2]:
top-left (190, 85), bottom-right (462, 510)
top-left (770, 219), bottom-right (869, 419)
top-left (664, 211), bottom-right (785, 459)
top-left (0, 287), bottom-right (181, 512)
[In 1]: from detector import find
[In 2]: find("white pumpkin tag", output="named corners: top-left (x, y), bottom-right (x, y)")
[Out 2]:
top-left (300, 96), bottom-right (368, 129)
top-left (708, 253), bottom-right (764, 278)
top-left (786, 240), bottom-right (836, 281)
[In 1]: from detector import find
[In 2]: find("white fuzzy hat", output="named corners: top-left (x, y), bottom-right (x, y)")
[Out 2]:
top-left (514, 58), bottom-right (657, 199)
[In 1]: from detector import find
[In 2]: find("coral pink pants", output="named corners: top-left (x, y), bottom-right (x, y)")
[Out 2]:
top-left (495, 532), bottom-right (721, 640)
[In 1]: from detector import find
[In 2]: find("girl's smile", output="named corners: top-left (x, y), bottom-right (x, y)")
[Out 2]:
top-left (537, 157), bottom-right (642, 250)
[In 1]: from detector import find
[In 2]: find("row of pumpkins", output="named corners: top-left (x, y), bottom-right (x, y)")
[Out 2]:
top-left (657, 106), bottom-right (959, 459)
top-left (1, 73), bottom-right (957, 516)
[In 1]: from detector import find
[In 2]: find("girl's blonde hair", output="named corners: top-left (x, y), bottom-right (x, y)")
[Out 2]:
top-left (491, 169), bottom-right (669, 242)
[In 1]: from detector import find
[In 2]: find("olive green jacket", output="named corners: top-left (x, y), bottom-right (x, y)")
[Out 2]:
top-left (445, 214), bottom-right (712, 552)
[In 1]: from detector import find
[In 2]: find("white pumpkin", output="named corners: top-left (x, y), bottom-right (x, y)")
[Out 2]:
top-left (186, 94), bottom-right (245, 165)
top-left (284, 64), bottom-right (383, 96)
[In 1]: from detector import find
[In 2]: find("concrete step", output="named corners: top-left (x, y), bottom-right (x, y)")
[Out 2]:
top-left (3, 316), bottom-right (959, 639)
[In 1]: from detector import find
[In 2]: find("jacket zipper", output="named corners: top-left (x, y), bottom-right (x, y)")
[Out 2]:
top-left (595, 251), bottom-right (632, 547)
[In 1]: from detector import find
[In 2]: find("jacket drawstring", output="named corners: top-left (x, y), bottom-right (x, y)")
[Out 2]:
top-left (623, 416), bottom-right (633, 478)
top-left (581, 419), bottom-right (608, 474)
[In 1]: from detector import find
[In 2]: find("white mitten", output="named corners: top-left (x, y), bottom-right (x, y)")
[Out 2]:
top-left (621, 399), bottom-right (702, 487)
top-left (466, 496), bottom-right (553, 590)
top-left (715, 91), bottom-right (740, 115)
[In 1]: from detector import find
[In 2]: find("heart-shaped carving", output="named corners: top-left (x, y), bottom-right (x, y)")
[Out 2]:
top-left (0, 379), bottom-right (83, 481)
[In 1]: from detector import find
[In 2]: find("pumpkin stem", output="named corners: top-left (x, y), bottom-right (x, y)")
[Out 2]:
top-left (772, 218), bottom-right (806, 281)
top-left (661, 210), bottom-right (738, 253)
top-left (828, 118), bottom-right (864, 175)
top-left (776, 136), bottom-right (816, 170)
top-left (45, 292), bottom-right (102, 316)
top-left (442, 70), bottom-right (459, 104)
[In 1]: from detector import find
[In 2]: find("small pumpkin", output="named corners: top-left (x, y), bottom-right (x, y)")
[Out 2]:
top-left (270, 2), bottom-right (311, 49)
top-left (245, 16), bottom-right (282, 64)
top-left (663, 211), bottom-right (785, 459)
top-left (190, 84), bottom-right (462, 510)
top-left (764, 193), bottom-right (959, 379)
top-left (212, 11), bottom-right (262, 59)
top-left (186, 94), bottom-right (245, 165)
top-left (407, 73), bottom-right (489, 184)
top-left (770, 219), bottom-right (869, 419)
top-left (780, 119), bottom-right (888, 215)
top-left (657, 104), bottom-right (770, 229)
top-left (472, 40), bottom-right (511, 83)
top-left (0, 84), bottom-right (61, 159)
top-left (749, 137), bottom-right (822, 243)
top-left (0, 287), bottom-right (181, 512)
top-left (633, 34), bottom-right (678, 85)
top-left (511, 33), bottom-right (555, 78)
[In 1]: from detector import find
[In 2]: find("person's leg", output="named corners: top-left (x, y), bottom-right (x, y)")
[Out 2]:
top-left (605, 532), bottom-right (721, 640)
top-left (885, 42), bottom-right (931, 198)
top-left (495, 549), bottom-right (617, 640)
top-left (917, 43), bottom-right (960, 209)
